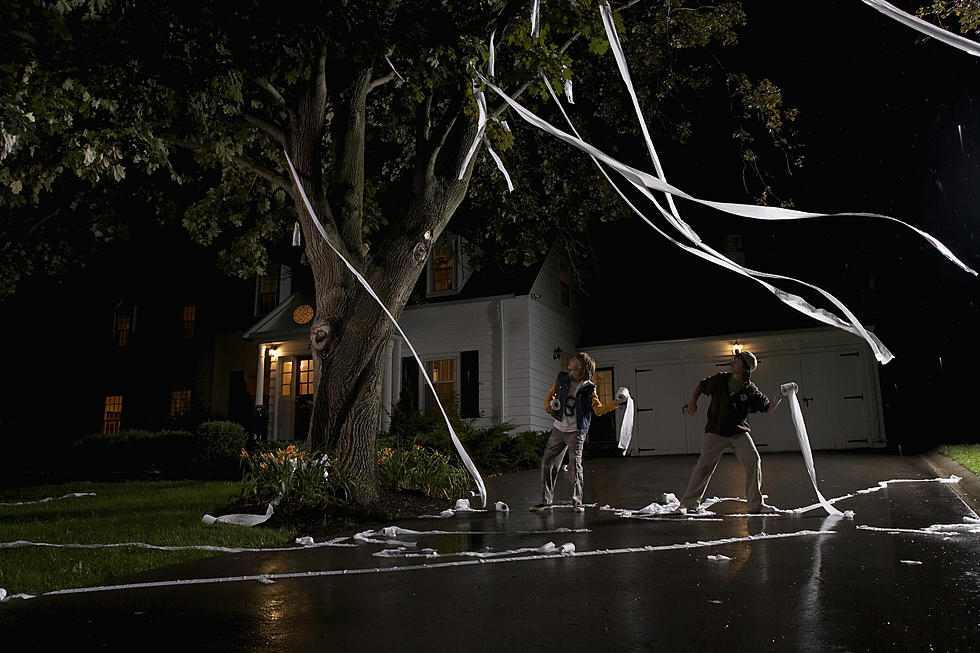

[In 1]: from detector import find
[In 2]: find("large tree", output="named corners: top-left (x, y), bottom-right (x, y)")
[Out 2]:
top-left (1, 0), bottom-right (797, 506)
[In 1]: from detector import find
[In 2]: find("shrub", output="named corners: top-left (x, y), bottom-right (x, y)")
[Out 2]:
top-left (377, 445), bottom-right (471, 499)
top-left (239, 445), bottom-right (352, 508)
top-left (382, 408), bottom-right (550, 474)
top-left (508, 430), bottom-right (550, 470)
top-left (191, 420), bottom-right (248, 478)
top-left (72, 429), bottom-right (194, 479)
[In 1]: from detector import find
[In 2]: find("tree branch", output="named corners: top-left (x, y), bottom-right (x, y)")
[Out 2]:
top-left (368, 70), bottom-right (397, 92)
top-left (252, 77), bottom-right (288, 108)
top-left (242, 113), bottom-right (287, 148)
top-left (330, 67), bottom-right (372, 257)
top-left (160, 134), bottom-right (293, 196)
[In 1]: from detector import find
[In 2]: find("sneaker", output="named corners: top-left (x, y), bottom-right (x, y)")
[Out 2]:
top-left (572, 505), bottom-right (585, 513)
top-left (530, 503), bottom-right (553, 512)
top-left (748, 503), bottom-right (778, 514)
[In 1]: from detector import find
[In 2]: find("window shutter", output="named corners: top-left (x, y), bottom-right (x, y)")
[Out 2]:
top-left (460, 350), bottom-right (479, 418)
top-left (400, 357), bottom-right (420, 412)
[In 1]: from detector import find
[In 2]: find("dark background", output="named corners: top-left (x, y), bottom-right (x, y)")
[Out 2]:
top-left (1, 1), bottom-right (977, 455)
top-left (585, 0), bottom-right (980, 450)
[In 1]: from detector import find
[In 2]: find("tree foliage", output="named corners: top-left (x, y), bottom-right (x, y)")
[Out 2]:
top-left (1, 0), bottom-right (803, 505)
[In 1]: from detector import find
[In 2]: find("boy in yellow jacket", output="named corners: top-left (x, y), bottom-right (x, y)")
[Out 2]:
top-left (532, 352), bottom-right (621, 512)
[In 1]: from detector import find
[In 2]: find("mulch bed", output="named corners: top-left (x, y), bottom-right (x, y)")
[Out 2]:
top-left (230, 490), bottom-right (456, 540)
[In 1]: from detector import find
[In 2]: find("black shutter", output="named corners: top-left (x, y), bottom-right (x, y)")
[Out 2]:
top-left (400, 357), bottom-right (420, 412)
top-left (460, 350), bottom-right (479, 418)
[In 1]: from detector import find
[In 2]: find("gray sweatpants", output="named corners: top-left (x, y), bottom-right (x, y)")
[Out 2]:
top-left (679, 432), bottom-right (764, 511)
top-left (540, 427), bottom-right (586, 506)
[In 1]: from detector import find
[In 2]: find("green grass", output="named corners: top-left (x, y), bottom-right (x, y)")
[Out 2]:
top-left (0, 480), bottom-right (296, 597)
top-left (938, 444), bottom-right (980, 476)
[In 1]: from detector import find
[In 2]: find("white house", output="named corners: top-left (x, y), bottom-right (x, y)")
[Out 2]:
top-left (244, 234), bottom-right (886, 453)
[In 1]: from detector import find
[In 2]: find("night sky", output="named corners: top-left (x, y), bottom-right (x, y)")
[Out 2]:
top-left (583, 1), bottom-right (980, 448)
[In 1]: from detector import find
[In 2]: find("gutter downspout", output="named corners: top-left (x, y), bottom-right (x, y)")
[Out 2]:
top-left (499, 298), bottom-right (506, 423)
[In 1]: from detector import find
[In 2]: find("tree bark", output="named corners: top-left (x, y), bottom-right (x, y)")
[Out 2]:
top-left (289, 60), bottom-right (481, 508)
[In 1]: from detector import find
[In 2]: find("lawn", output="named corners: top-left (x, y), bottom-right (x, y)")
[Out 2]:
top-left (938, 444), bottom-right (980, 476)
top-left (0, 480), bottom-right (296, 598)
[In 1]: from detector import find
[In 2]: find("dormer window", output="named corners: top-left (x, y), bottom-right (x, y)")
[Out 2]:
top-left (182, 304), bottom-right (196, 339)
top-left (116, 314), bottom-right (131, 347)
top-left (427, 236), bottom-right (459, 296)
top-left (255, 273), bottom-right (280, 315)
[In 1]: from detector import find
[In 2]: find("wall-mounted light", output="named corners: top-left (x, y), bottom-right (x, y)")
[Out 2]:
top-left (553, 346), bottom-right (565, 361)
top-left (732, 339), bottom-right (742, 356)
top-left (267, 345), bottom-right (280, 360)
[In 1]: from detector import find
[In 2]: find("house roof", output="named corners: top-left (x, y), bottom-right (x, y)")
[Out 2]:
top-left (243, 292), bottom-right (315, 343)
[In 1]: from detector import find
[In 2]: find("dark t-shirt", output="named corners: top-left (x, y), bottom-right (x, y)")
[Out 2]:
top-left (700, 372), bottom-right (770, 437)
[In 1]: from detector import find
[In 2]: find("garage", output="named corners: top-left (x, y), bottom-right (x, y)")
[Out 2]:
top-left (585, 327), bottom-right (886, 455)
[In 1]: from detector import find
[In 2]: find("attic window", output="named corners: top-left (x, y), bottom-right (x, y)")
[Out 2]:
top-left (432, 244), bottom-right (454, 292)
top-left (428, 236), bottom-right (461, 296)
top-left (116, 314), bottom-right (131, 348)
top-left (256, 273), bottom-right (279, 315)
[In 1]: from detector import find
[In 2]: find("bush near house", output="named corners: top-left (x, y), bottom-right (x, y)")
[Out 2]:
top-left (239, 445), bottom-right (352, 508)
top-left (190, 420), bottom-right (248, 478)
top-left (70, 420), bottom-right (247, 480)
top-left (377, 445), bottom-right (471, 499)
top-left (382, 407), bottom-right (550, 474)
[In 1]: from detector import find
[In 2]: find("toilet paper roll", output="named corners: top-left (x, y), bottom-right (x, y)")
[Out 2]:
top-left (615, 387), bottom-right (635, 455)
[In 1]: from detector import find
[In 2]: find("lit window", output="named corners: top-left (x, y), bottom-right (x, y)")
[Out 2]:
top-left (281, 360), bottom-right (293, 396)
top-left (169, 390), bottom-right (191, 418)
top-left (103, 395), bottom-right (123, 434)
top-left (595, 368), bottom-right (614, 406)
top-left (298, 358), bottom-right (314, 395)
top-left (431, 243), bottom-right (455, 293)
top-left (117, 314), bottom-right (131, 348)
top-left (182, 305), bottom-right (196, 339)
top-left (559, 260), bottom-right (570, 307)
top-left (426, 358), bottom-right (457, 415)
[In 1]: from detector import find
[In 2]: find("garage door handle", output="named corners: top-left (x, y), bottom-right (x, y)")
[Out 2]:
top-left (801, 396), bottom-right (813, 407)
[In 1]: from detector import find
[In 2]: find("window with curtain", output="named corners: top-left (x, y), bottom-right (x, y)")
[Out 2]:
top-left (425, 358), bottom-right (457, 415)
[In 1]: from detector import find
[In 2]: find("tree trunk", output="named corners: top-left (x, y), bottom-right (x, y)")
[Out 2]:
top-left (290, 66), bottom-right (480, 508)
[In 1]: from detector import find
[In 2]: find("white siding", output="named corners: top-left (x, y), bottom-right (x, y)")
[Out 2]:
top-left (400, 296), bottom-right (503, 429)
top-left (527, 295), bottom-right (582, 433)
top-left (584, 327), bottom-right (886, 455)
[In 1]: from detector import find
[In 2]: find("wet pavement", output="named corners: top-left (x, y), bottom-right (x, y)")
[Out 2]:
top-left (2, 451), bottom-right (979, 651)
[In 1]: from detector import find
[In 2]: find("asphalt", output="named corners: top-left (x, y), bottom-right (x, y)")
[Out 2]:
top-left (2, 451), bottom-right (979, 652)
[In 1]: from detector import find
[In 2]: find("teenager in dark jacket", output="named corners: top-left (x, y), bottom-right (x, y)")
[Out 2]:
top-left (531, 352), bottom-right (620, 513)
top-left (679, 350), bottom-right (785, 514)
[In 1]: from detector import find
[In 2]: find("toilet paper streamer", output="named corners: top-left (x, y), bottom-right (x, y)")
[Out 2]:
top-left (202, 503), bottom-right (275, 527)
top-left (780, 382), bottom-right (842, 516)
top-left (615, 387), bottom-right (634, 454)
top-left (283, 151), bottom-right (487, 507)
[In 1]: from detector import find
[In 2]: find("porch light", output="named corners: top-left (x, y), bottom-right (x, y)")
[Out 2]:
top-left (732, 340), bottom-right (742, 356)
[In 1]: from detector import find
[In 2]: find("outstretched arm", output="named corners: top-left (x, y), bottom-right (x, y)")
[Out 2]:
top-left (767, 390), bottom-right (785, 413)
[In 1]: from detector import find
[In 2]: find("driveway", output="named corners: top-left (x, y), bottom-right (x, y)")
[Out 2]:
top-left (2, 451), bottom-right (979, 651)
